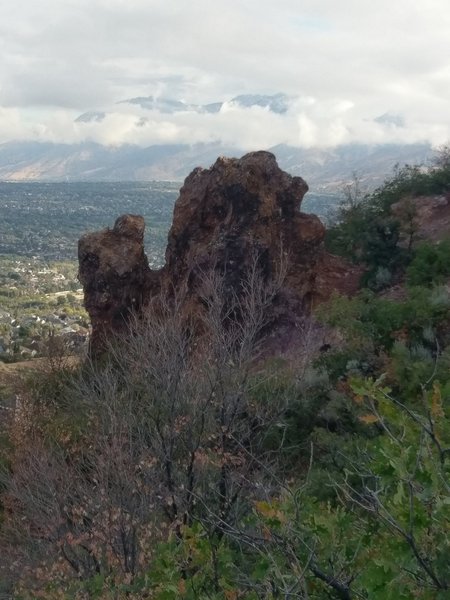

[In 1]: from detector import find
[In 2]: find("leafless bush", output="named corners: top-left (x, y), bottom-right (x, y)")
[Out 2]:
top-left (433, 143), bottom-right (450, 169)
top-left (0, 257), bottom-right (301, 593)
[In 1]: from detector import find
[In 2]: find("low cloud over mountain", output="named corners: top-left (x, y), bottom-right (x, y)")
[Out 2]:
top-left (2, 91), bottom-right (444, 153)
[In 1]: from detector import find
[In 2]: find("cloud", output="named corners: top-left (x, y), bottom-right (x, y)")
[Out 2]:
top-left (0, 1), bottom-right (450, 147)
top-left (5, 95), bottom-right (448, 151)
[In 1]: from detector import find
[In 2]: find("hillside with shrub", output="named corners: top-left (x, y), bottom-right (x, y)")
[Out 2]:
top-left (0, 150), bottom-right (449, 599)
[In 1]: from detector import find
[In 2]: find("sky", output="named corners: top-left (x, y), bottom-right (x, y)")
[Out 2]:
top-left (1, 0), bottom-right (450, 149)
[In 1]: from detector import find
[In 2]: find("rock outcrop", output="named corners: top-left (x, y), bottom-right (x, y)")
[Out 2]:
top-left (392, 192), bottom-right (450, 244)
top-left (78, 151), bottom-right (361, 353)
top-left (78, 214), bottom-right (157, 350)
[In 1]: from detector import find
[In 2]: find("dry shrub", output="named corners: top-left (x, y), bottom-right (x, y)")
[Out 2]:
top-left (0, 260), bottom-right (306, 596)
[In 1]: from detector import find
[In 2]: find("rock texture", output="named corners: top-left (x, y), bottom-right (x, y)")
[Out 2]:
top-left (392, 192), bottom-right (450, 244)
top-left (78, 214), bottom-right (157, 350)
top-left (78, 151), bottom-right (361, 352)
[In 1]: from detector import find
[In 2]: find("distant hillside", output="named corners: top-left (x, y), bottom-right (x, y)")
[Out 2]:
top-left (0, 140), bottom-right (432, 192)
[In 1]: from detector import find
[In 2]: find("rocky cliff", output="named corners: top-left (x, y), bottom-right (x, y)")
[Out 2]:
top-left (78, 151), bottom-right (361, 353)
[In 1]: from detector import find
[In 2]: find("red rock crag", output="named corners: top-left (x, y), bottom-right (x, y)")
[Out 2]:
top-left (78, 214), bottom-right (158, 351)
top-left (78, 151), bottom-right (360, 352)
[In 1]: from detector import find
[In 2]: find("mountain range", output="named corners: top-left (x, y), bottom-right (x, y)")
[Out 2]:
top-left (75, 93), bottom-right (291, 122)
top-left (0, 93), bottom-right (434, 191)
top-left (0, 140), bottom-right (432, 192)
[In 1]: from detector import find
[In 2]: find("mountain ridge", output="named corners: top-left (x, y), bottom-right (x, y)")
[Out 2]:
top-left (0, 140), bottom-right (432, 192)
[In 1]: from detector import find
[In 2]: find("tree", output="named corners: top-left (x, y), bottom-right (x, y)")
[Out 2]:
top-left (326, 173), bottom-right (372, 261)
top-left (340, 376), bottom-right (450, 597)
top-left (432, 143), bottom-right (450, 170)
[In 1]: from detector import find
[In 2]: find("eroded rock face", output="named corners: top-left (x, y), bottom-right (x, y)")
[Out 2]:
top-left (165, 152), bottom-right (320, 295)
top-left (78, 152), bottom-right (360, 353)
top-left (78, 215), bottom-right (156, 350)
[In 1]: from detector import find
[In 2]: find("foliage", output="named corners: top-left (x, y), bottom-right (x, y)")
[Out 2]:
top-left (326, 159), bottom-right (450, 290)
top-left (2, 164), bottom-right (450, 597)
top-left (370, 163), bottom-right (449, 212)
top-left (343, 377), bottom-right (450, 597)
top-left (406, 239), bottom-right (450, 287)
top-left (317, 287), bottom-right (450, 354)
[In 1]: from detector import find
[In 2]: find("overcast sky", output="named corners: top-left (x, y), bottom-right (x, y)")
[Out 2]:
top-left (1, 0), bottom-right (450, 149)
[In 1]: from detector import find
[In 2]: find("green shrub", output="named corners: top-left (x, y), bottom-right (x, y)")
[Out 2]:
top-left (326, 161), bottom-right (450, 289)
top-left (371, 163), bottom-right (450, 212)
top-left (407, 239), bottom-right (450, 287)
